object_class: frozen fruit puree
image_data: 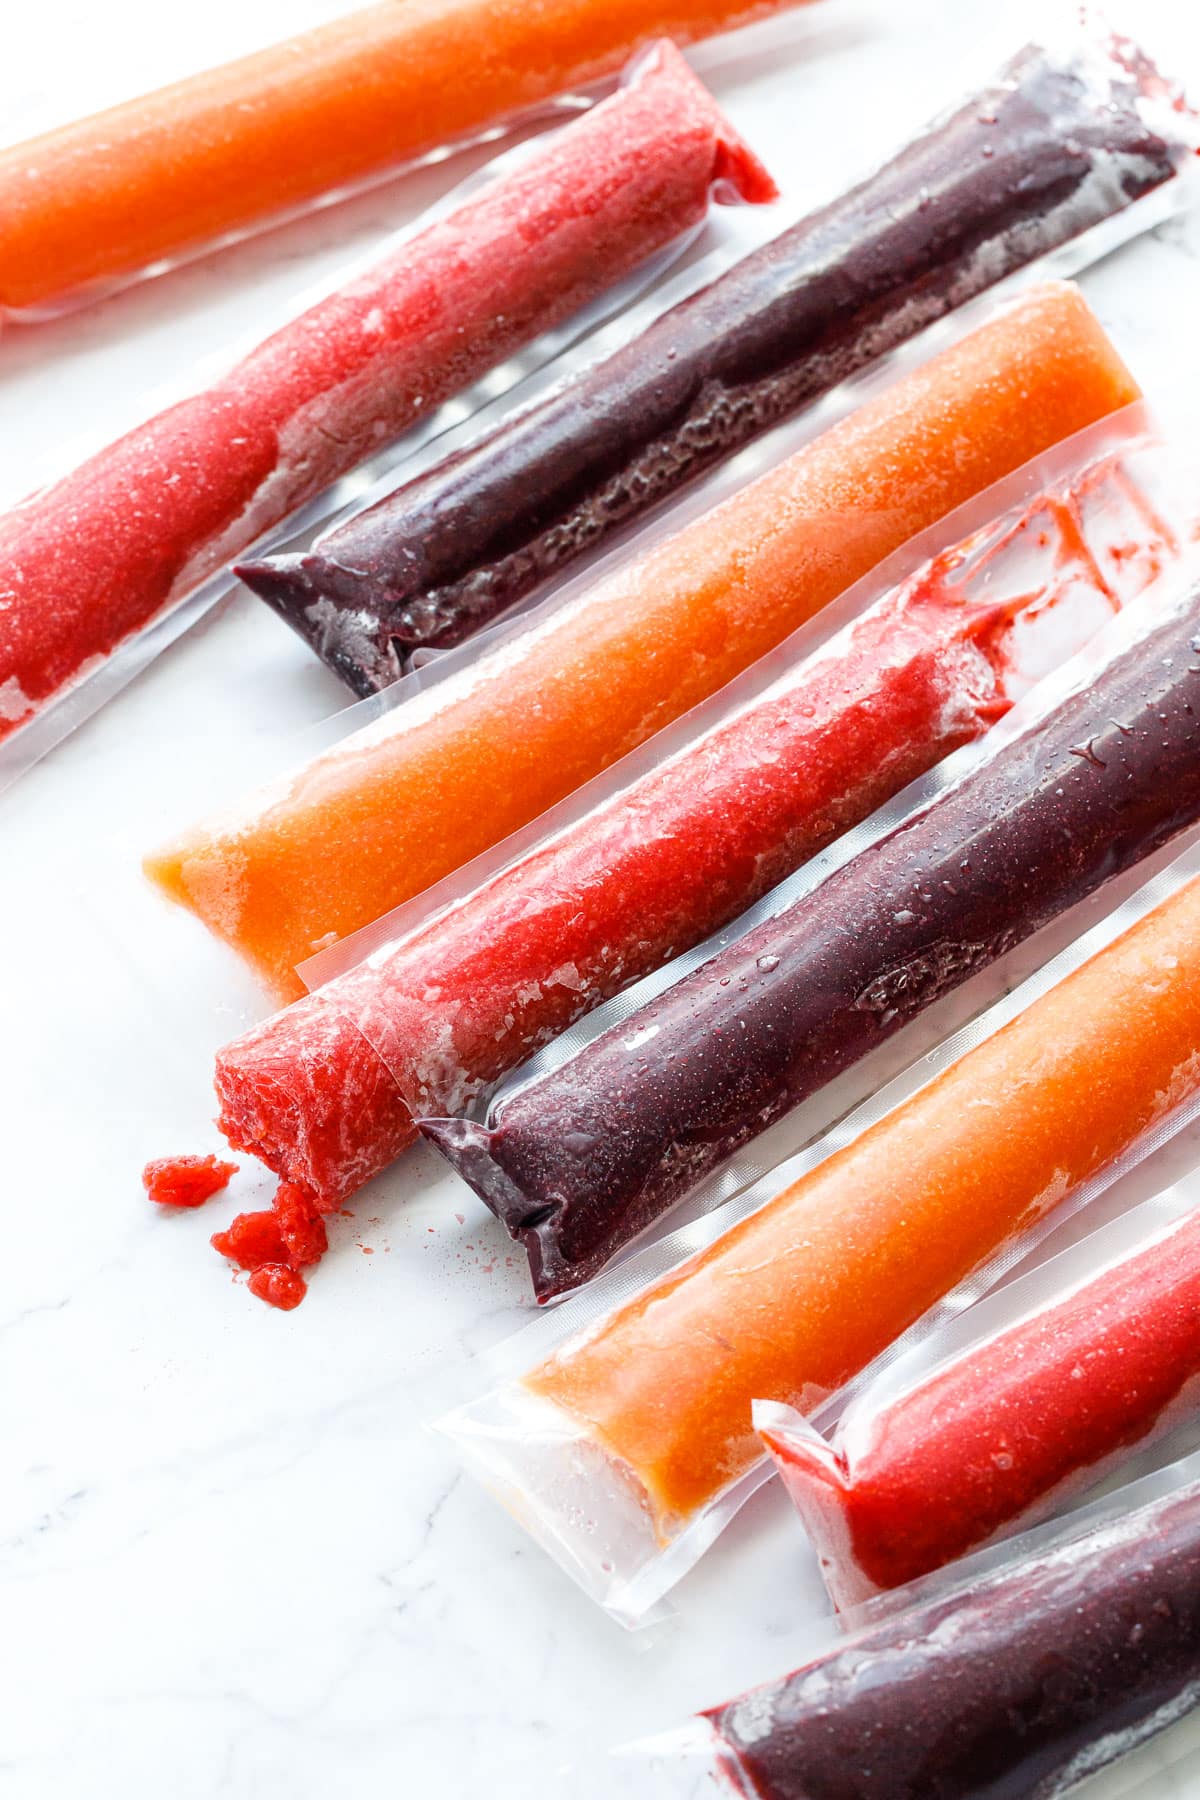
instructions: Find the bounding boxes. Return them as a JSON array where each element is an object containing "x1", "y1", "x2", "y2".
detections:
[
  {"x1": 142, "y1": 1153, "x2": 236, "y2": 1209},
  {"x1": 762, "y1": 1203, "x2": 1200, "y2": 1608},
  {"x1": 523, "y1": 873, "x2": 1200, "y2": 1532},
  {"x1": 247, "y1": 1266, "x2": 307, "y2": 1312},
  {"x1": 0, "y1": 0, "x2": 796, "y2": 315},
  {"x1": 703, "y1": 1475, "x2": 1200, "y2": 1800},
  {"x1": 146, "y1": 284, "x2": 1140, "y2": 999},
  {"x1": 239, "y1": 29, "x2": 1195, "y2": 690},
  {"x1": 0, "y1": 45, "x2": 767, "y2": 748},
  {"x1": 211, "y1": 1180, "x2": 329, "y2": 1306}
]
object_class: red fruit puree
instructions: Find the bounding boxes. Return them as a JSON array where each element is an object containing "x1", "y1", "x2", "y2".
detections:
[
  {"x1": 211, "y1": 1180, "x2": 328, "y2": 1309},
  {"x1": 142, "y1": 1153, "x2": 236, "y2": 1208}
]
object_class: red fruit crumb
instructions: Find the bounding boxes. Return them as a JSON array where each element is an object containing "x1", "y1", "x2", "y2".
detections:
[
  {"x1": 144, "y1": 1153, "x2": 237, "y2": 1208},
  {"x1": 275, "y1": 1181, "x2": 329, "y2": 1267},
  {"x1": 211, "y1": 1209, "x2": 288, "y2": 1270},
  {"x1": 248, "y1": 1264, "x2": 307, "y2": 1310}
]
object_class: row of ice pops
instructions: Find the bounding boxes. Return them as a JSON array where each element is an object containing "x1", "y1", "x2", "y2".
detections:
[
  {"x1": 238, "y1": 28, "x2": 1192, "y2": 690},
  {"x1": 194, "y1": 290, "x2": 1171, "y2": 1297},
  {"x1": 680, "y1": 1453, "x2": 1200, "y2": 1799},
  {"x1": 2, "y1": 28, "x2": 1193, "y2": 769},
  {"x1": 0, "y1": 0, "x2": 802, "y2": 318},
  {"x1": 435, "y1": 541, "x2": 1200, "y2": 1299},
  {"x1": 656, "y1": 1180, "x2": 1200, "y2": 1792},
  {"x1": 148, "y1": 283, "x2": 1143, "y2": 999},
  {"x1": 443, "y1": 851, "x2": 1200, "y2": 1620},
  {"x1": 0, "y1": 46, "x2": 769, "y2": 757}
]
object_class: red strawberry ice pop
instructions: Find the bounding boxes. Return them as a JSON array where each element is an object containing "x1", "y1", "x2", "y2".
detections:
[
  {"x1": 761, "y1": 1201, "x2": 1200, "y2": 1609},
  {"x1": 0, "y1": 42, "x2": 771, "y2": 745}
]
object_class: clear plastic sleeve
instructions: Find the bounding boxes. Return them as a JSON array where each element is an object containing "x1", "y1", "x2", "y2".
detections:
[
  {"x1": 234, "y1": 18, "x2": 1200, "y2": 692},
  {"x1": 0, "y1": 42, "x2": 772, "y2": 790},
  {"x1": 436, "y1": 838, "x2": 1200, "y2": 1625},
  {"x1": 210, "y1": 409, "x2": 1174, "y2": 1230},
  {"x1": 634, "y1": 1445, "x2": 1200, "y2": 1800},
  {"x1": 757, "y1": 1171, "x2": 1200, "y2": 1610}
]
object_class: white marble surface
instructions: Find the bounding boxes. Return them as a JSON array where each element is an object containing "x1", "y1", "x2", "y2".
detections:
[{"x1": 8, "y1": 1, "x2": 1200, "y2": 1795}]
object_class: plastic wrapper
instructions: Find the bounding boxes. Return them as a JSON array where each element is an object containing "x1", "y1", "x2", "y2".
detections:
[
  {"x1": 144, "y1": 282, "x2": 1142, "y2": 1000},
  {"x1": 209, "y1": 407, "x2": 1176, "y2": 1236},
  {"x1": 758, "y1": 1175, "x2": 1200, "y2": 1609},
  {"x1": 438, "y1": 846, "x2": 1200, "y2": 1624},
  {"x1": 648, "y1": 1450, "x2": 1200, "y2": 1800},
  {"x1": 427, "y1": 543, "x2": 1200, "y2": 1300},
  {"x1": 0, "y1": 43, "x2": 771, "y2": 787},
  {"x1": 237, "y1": 23, "x2": 1200, "y2": 691},
  {"x1": 0, "y1": 0, "x2": 804, "y2": 322}
]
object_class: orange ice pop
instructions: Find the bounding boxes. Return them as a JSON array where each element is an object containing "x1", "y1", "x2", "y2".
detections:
[
  {"x1": 1, "y1": 0, "x2": 802, "y2": 316},
  {"x1": 525, "y1": 874, "x2": 1200, "y2": 1533},
  {"x1": 146, "y1": 284, "x2": 1139, "y2": 1000}
]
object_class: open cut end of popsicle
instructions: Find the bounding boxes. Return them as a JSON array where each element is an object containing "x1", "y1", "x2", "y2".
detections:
[{"x1": 212, "y1": 995, "x2": 419, "y2": 1208}]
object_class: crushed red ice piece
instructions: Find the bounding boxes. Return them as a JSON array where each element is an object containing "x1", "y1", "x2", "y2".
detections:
[
  {"x1": 248, "y1": 1264, "x2": 307, "y2": 1310},
  {"x1": 211, "y1": 1208, "x2": 288, "y2": 1270},
  {"x1": 275, "y1": 1182, "x2": 329, "y2": 1268},
  {"x1": 144, "y1": 1153, "x2": 237, "y2": 1208}
]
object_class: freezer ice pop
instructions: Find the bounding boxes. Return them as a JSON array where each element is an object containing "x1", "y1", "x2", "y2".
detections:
[
  {"x1": 146, "y1": 284, "x2": 1140, "y2": 1000},
  {"x1": 0, "y1": 45, "x2": 767, "y2": 749},
  {"x1": 701, "y1": 1473, "x2": 1200, "y2": 1800},
  {"x1": 761, "y1": 1202, "x2": 1200, "y2": 1608},
  {"x1": 0, "y1": 0, "x2": 798, "y2": 317},
  {"x1": 214, "y1": 435, "x2": 1168, "y2": 1221},
  {"x1": 238, "y1": 29, "x2": 1195, "y2": 690},
  {"x1": 433, "y1": 571, "x2": 1200, "y2": 1299},
  {"x1": 519, "y1": 872, "x2": 1200, "y2": 1535}
]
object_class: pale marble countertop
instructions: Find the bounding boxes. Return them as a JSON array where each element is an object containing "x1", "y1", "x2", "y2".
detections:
[{"x1": 7, "y1": 1, "x2": 1200, "y2": 1795}]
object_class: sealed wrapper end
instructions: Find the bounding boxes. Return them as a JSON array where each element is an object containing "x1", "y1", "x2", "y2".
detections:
[
  {"x1": 428, "y1": 562, "x2": 1200, "y2": 1300},
  {"x1": 0, "y1": 0, "x2": 795, "y2": 319},
  {"x1": 441, "y1": 870, "x2": 1200, "y2": 1621},
  {"x1": 239, "y1": 24, "x2": 1200, "y2": 689},
  {"x1": 758, "y1": 1184, "x2": 1200, "y2": 1610},
  {"x1": 146, "y1": 284, "x2": 1140, "y2": 1001},
  {"x1": 693, "y1": 1466, "x2": 1200, "y2": 1800},
  {"x1": 214, "y1": 410, "x2": 1171, "y2": 1220},
  {"x1": 0, "y1": 46, "x2": 769, "y2": 771}
]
